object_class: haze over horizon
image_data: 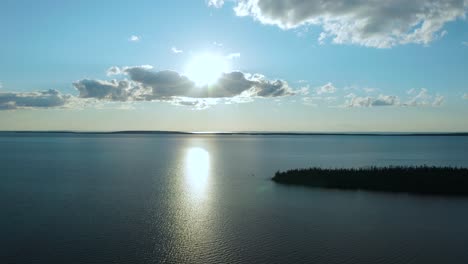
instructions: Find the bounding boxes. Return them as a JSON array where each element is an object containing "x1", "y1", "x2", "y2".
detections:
[{"x1": 1, "y1": 0, "x2": 468, "y2": 132}]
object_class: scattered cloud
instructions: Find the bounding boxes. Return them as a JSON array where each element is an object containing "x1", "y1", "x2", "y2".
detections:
[
  {"x1": 207, "y1": 0, "x2": 224, "y2": 8},
  {"x1": 219, "y1": 0, "x2": 467, "y2": 48},
  {"x1": 0, "y1": 89, "x2": 71, "y2": 110},
  {"x1": 226, "y1": 52, "x2": 241, "y2": 59},
  {"x1": 405, "y1": 88, "x2": 432, "y2": 106},
  {"x1": 345, "y1": 94, "x2": 400, "y2": 107},
  {"x1": 343, "y1": 86, "x2": 377, "y2": 94},
  {"x1": 106, "y1": 66, "x2": 122, "y2": 76},
  {"x1": 128, "y1": 35, "x2": 141, "y2": 42},
  {"x1": 344, "y1": 88, "x2": 444, "y2": 108},
  {"x1": 316, "y1": 82, "x2": 336, "y2": 94},
  {"x1": 432, "y1": 95, "x2": 445, "y2": 106},
  {"x1": 2, "y1": 67, "x2": 449, "y2": 111},
  {"x1": 171, "y1": 47, "x2": 183, "y2": 54},
  {"x1": 213, "y1": 41, "x2": 223, "y2": 47}
]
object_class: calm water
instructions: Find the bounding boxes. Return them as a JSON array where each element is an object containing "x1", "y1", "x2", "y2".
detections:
[{"x1": 2, "y1": 133, "x2": 468, "y2": 264}]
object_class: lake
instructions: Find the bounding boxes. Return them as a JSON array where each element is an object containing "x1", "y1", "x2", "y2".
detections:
[{"x1": 2, "y1": 133, "x2": 468, "y2": 263}]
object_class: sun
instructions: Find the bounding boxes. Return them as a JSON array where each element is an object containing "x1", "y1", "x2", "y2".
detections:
[{"x1": 184, "y1": 53, "x2": 230, "y2": 86}]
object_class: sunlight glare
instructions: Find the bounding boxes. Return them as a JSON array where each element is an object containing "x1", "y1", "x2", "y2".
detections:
[
  {"x1": 185, "y1": 147, "x2": 210, "y2": 198},
  {"x1": 184, "y1": 53, "x2": 230, "y2": 86}
]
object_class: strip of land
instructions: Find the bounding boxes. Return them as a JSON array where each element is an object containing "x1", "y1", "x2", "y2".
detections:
[
  {"x1": 0, "y1": 131, "x2": 467, "y2": 136},
  {"x1": 272, "y1": 166, "x2": 468, "y2": 196}
]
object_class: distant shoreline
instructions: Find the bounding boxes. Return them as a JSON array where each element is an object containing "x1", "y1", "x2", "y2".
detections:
[
  {"x1": 272, "y1": 166, "x2": 468, "y2": 196},
  {"x1": 1, "y1": 131, "x2": 468, "y2": 136}
]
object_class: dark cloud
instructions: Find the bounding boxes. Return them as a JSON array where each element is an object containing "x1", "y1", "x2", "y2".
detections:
[
  {"x1": 73, "y1": 79, "x2": 133, "y2": 101},
  {"x1": 124, "y1": 68, "x2": 195, "y2": 99},
  {"x1": 79, "y1": 66, "x2": 294, "y2": 102},
  {"x1": 0, "y1": 89, "x2": 71, "y2": 110},
  {"x1": 222, "y1": 0, "x2": 467, "y2": 48}
]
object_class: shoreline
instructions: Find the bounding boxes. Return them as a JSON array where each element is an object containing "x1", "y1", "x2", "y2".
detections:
[{"x1": 272, "y1": 166, "x2": 468, "y2": 196}]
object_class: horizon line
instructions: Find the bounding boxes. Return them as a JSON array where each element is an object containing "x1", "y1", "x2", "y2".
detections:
[{"x1": 1, "y1": 130, "x2": 468, "y2": 136}]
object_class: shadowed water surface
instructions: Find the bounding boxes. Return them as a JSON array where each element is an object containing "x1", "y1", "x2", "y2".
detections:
[{"x1": 1, "y1": 133, "x2": 468, "y2": 263}]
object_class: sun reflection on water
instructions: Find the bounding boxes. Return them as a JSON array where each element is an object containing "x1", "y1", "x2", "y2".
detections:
[{"x1": 185, "y1": 147, "x2": 210, "y2": 200}]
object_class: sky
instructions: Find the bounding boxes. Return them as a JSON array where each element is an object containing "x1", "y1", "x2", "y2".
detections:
[{"x1": 0, "y1": 0, "x2": 468, "y2": 132}]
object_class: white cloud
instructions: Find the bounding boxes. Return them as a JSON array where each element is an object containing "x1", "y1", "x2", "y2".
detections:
[
  {"x1": 224, "y1": 0, "x2": 467, "y2": 48},
  {"x1": 171, "y1": 47, "x2": 183, "y2": 54},
  {"x1": 106, "y1": 66, "x2": 122, "y2": 76},
  {"x1": 463, "y1": 93, "x2": 468, "y2": 99},
  {"x1": 0, "y1": 82, "x2": 2, "y2": 89},
  {"x1": 405, "y1": 88, "x2": 431, "y2": 106},
  {"x1": 432, "y1": 95, "x2": 445, "y2": 106},
  {"x1": 316, "y1": 82, "x2": 336, "y2": 94},
  {"x1": 128, "y1": 35, "x2": 141, "y2": 42},
  {"x1": 463, "y1": 41, "x2": 468, "y2": 46},
  {"x1": 213, "y1": 41, "x2": 223, "y2": 47},
  {"x1": 345, "y1": 94, "x2": 400, "y2": 107},
  {"x1": 207, "y1": 0, "x2": 224, "y2": 8},
  {"x1": 344, "y1": 88, "x2": 444, "y2": 107},
  {"x1": 226, "y1": 52, "x2": 241, "y2": 59}
]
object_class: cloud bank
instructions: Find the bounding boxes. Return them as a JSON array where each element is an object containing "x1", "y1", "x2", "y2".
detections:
[
  {"x1": 76, "y1": 66, "x2": 295, "y2": 102},
  {"x1": 0, "y1": 89, "x2": 71, "y2": 110},
  {"x1": 213, "y1": 0, "x2": 467, "y2": 48},
  {"x1": 0, "y1": 69, "x2": 448, "y2": 111}
]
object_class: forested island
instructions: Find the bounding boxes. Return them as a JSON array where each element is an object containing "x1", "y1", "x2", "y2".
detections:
[{"x1": 272, "y1": 166, "x2": 468, "y2": 196}]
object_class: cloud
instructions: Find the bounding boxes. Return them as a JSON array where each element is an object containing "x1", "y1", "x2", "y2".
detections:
[
  {"x1": 316, "y1": 82, "x2": 336, "y2": 94},
  {"x1": 405, "y1": 88, "x2": 445, "y2": 107},
  {"x1": 207, "y1": 0, "x2": 224, "y2": 8},
  {"x1": 432, "y1": 95, "x2": 445, "y2": 106},
  {"x1": 224, "y1": 0, "x2": 467, "y2": 48},
  {"x1": 107, "y1": 65, "x2": 152, "y2": 76},
  {"x1": 128, "y1": 35, "x2": 141, "y2": 42},
  {"x1": 213, "y1": 41, "x2": 224, "y2": 47},
  {"x1": 344, "y1": 88, "x2": 444, "y2": 107},
  {"x1": 226, "y1": 53, "x2": 241, "y2": 59},
  {"x1": 463, "y1": 93, "x2": 468, "y2": 99},
  {"x1": 463, "y1": 41, "x2": 468, "y2": 46},
  {"x1": 345, "y1": 94, "x2": 400, "y2": 107},
  {"x1": 106, "y1": 66, "x2": 122, "y2": 76},
  {"x1": 171, "y1": 47, "x2": 183, "y2": 54},
  {"x1": 72, "y1": 66, "x2": 295, "y2": 108},
  {"x1": 73, "y1": 79, "x2": 135, "y2": 101},
  {"x1": 0, "y1": 89, "x2": 71, "y2": 110},
  {"x1": 0, "y1": 82, "x2": 2, "y2": 89}
]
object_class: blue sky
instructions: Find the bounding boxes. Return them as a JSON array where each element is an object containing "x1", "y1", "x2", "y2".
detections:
[{"x1": 0, "y1": 0, "x2": 467, "y2": 132}]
